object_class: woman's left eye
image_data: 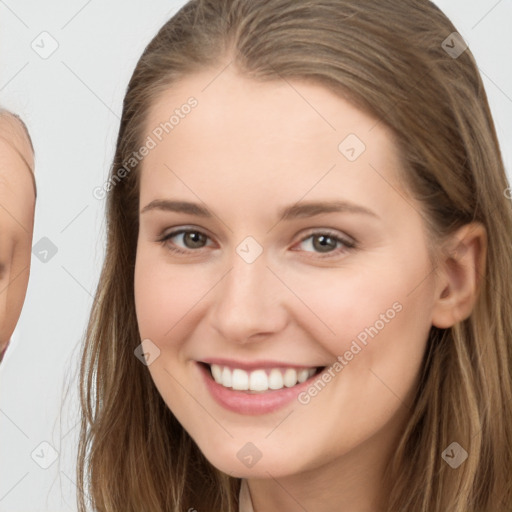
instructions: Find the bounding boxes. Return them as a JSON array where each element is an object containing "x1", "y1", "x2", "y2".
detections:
[
  {"x1": 157, "y1": 228, "x2": 357, "y2": 258},
  {"x1": 294, "y1": 231, "x2": 356, "y2": 258}
]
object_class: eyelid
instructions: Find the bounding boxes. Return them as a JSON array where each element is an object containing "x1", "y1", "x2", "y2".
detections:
[
  {"x1": 297, "y1": 227, "x2": 355, "y2": 245},
  {"x1": 158, "y1": 225, "x2": 215, "y2": 242}
]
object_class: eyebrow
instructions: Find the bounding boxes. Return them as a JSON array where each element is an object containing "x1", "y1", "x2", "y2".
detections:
[{"x1": 140, "y1": 199, "x2": 379, "y2": 221}]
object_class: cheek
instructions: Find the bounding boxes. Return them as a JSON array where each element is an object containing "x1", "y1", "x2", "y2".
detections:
[
  {"x1": 286, "y1": 252, "x2": 433, "y2": 390},
  {"x1": 281, "y1": 263, "x2": 413, "y2": 349},
  {"x1": 134, "y1": 250, "x2": 202, "y2": 414},
  {"x1": 134, "y1": 248, "x2": 212, "y2": 344}
]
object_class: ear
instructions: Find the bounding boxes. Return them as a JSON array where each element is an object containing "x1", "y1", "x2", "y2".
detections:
[{"x1": 431, "y1": 222, "x2": 487, "y2": 329}]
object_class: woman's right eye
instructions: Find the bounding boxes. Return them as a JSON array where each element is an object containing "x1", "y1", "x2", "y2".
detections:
[{"x1": 158, "y1": 229, "x2": 212, "y2": 254}]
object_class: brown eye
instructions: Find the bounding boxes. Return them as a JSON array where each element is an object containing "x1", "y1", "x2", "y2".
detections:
[
  {"x1": 295, "y1": 230, "x2": 356, "y2": 258},
  {"x1": 159, "y1": 229, "x2": 211, "y2": 254},
  {"x1": 181, "y1": 231, "x2": 207, "y2": 249},
  {"x1": 312, "y1": 234, "x2": 338, "y2": 253}
]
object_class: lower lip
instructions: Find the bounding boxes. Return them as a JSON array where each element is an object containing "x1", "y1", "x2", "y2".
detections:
[{"x1": 197, "y1": 362, "x2": 323, "y2": 415}]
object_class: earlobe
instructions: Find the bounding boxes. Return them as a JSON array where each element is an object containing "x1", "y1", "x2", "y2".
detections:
[{"x1": 431, "y1": 222, "x2": 487, "y2": 329}]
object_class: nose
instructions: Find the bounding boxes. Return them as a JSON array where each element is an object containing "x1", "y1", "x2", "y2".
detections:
[{"x1": 209, "y1": 244, "x2": 289, "y2": 344}]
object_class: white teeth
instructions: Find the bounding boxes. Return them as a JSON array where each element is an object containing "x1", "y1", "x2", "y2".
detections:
[
  {"x1": 249, "y1": 370, "x2": 268, "y2": 391},
  {"x1": 211, "y1": 364, "x2": 223, "y2": 383},
  {"x1": 297, "y1": 369, "x2": 310, "y2": 383},
  {"x1": 209, "y1": 364, "x2": 317, "y2": 392},
  {"x1": 232, "y1": 369, "x2": 249, "y2": 390},
  {"x1": 268, "y1": 369, "x2": 284, "y2": 389},
  {"x1": 221, "y1": 366, "x2": 232, "y2": 388},
  {"x1": 283, "y1": 368, "x2": 298, "y2": 387}
]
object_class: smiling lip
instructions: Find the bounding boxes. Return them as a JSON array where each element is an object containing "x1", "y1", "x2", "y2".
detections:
[{"x1": 197, "y1": 361, "x2": 325, "y2": 415}]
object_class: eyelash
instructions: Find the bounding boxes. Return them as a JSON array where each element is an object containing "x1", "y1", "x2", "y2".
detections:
[{"x1": 157, "y1": 227, "x2": 357, "y2": 259}]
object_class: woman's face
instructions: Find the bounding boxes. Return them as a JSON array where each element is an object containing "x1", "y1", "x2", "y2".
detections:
[{"x1": 134, "y1": 67, "x2": 439, "y2": 479}]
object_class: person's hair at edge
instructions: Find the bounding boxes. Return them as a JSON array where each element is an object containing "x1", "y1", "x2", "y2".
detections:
[{"x1": 77, "y1": 0, "x2": 512, "y2": 511}]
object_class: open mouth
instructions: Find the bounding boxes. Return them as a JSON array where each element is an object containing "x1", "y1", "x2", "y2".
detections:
[{"x1": 200, "y1": 362, "x2": 326, "y2": 393}]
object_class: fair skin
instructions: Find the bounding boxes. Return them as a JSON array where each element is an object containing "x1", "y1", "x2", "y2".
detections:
[
  {"x1": 134, "y1": 66, "x2": 486, "y2": 511},
  {"x1": 0, "y1": 111, "x2": 35, "y2": 361}
]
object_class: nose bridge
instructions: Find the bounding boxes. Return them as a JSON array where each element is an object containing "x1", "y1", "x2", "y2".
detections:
[{"x1": 211, "y1": 239, "x2": 286, "y2": 341}]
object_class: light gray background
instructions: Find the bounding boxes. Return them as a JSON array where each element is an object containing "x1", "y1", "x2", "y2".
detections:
[{"x1": 0, "y1": 1, "x2": 511, "y2": 510}]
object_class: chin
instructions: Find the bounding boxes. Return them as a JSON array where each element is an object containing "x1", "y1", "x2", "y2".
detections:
[{"x1": 197, "y1": 440, "x2": 302, "y2": 479}]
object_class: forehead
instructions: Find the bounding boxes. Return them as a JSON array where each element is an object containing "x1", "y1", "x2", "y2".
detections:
[
  {"x1": 139, "y1": 67, "x2": 408, "y2": 212},
  {"x1": 145, "y1": 67, "x2": 390, "y2": 149}
]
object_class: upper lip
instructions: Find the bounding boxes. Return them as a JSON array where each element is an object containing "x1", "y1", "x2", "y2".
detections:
[{"x1": 199, "y1": 358, "x2": 325, "y2": 371}]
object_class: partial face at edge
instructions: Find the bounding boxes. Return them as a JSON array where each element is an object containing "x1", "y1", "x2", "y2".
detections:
[
  {"x1": 133, "y1": 67, "x2": 439, "y2": 479},
  {"x1": 0, "y1": 112, "x2": 35, "y2": 360}
]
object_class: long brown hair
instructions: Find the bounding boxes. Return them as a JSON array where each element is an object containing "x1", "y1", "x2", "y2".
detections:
[{"x1": 78, "y1": 1, "x2": 512, "y2": 510}]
